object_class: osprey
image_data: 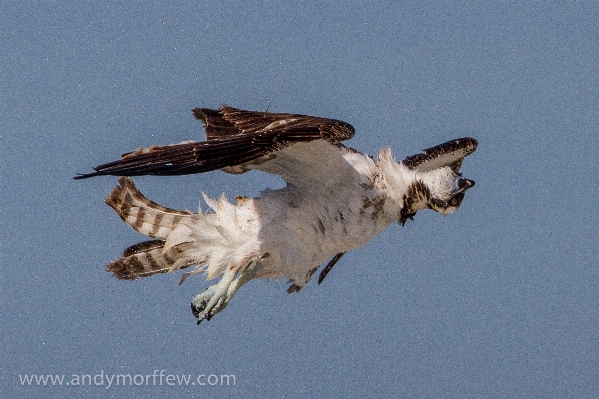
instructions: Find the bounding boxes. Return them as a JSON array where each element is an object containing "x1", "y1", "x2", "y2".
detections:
[{"x1": 75, "y1": 106, "x2": 477, "y2": 324}]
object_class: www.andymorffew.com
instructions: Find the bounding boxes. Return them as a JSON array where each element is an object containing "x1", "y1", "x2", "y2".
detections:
[{"x1": 18, "y1": 370, "x2": 237, "y2": 389}]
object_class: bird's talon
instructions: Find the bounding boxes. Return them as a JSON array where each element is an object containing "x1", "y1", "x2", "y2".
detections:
[{"x1": 191, "y1": 302, "x2": 206, "y2": 319}]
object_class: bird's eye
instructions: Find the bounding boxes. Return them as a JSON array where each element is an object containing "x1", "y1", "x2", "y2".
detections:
[{"x1": 449, "y1": 193, "x2": 464, "y2": 207}]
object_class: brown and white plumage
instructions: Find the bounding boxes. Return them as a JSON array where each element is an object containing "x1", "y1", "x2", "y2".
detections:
[
  {"x1": 75, "y1": 105, "x2": 477, "y2": 324},
  {"x1": 104, "y1": 176, "x2": 195, "y2": 280},
  {"x1": 74, "y1": 106, "x2": 355, "y2": 179}
]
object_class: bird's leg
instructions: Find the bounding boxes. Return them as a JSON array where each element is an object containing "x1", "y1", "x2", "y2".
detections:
[{"x1": 191, "y1": 258, "x2": 258, "y2": 324}]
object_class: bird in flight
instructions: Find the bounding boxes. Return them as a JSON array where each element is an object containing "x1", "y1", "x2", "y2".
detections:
[{"x1": 75, "y1": 105, "x2": 477, "y2": 324}]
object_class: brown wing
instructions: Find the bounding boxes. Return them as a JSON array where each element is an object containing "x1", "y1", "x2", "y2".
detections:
[
  {"x1": 401, "y1": 137, "x2": 477, "y2": 173},
  {"x1": 74, "y1": 105, "x2": 355, "y2": 179}
]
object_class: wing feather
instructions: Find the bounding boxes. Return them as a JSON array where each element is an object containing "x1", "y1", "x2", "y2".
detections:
[
  {"x1": 74, "y1": 105, "x2": 354, "y2": 179},
  {"x1": 401, "y1": 137, "x2": 477, "y2": 173}
]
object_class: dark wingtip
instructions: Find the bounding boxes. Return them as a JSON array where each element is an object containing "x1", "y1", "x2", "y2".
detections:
[
  {"x1": 192, "y1": 107, "x2": 209, "y2": 122},
  {"x1": 73, "y1": 172, "x2": 99, "y2": 180},
  {"x1": 317, "y1": 252, "x2": 345, "y2": 285},
  {"x1": 191, "y1": 108, "x2": 203, "y2": 120}
]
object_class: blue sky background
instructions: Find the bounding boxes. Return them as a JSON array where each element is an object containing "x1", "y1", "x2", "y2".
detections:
[{"x1": 2, "y1": 2, "x2": 598, "y2": 398}]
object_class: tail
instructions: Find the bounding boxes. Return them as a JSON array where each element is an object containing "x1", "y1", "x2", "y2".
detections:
[
  {"x1": 104, "y1": 177, "x2": 259, "y2": 283},
  {"x1": 105, "y1": 177, "x2": 199, "y2": 281},
  {"x1": 106, "y1": 176, "x2": 193, "y2": 239},
  {"x1": 107, "y1": 240, "x2": 171, "y2": 280},
  {"x1": 106, "y1": 238, "x2": 203, "y2": 281}
]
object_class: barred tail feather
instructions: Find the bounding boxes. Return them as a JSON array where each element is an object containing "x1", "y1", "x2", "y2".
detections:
[
  {"x1": 106, "y1": 176, "x2": 193, "y2": 239},
  {"x1": 107, "y1": 240, "x2": 171, "y2": 280},
  {"x1": 106, "y1": 239, "x2": 200, "y2": 280}
]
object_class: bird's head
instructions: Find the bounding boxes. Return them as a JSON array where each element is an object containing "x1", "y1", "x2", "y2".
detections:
[
  {"x1": 418, "y1": 167, "x2": 475, "y2": 216},
  {"x1": 397, "y1": 137, "x2": 477, "y2": 223}
]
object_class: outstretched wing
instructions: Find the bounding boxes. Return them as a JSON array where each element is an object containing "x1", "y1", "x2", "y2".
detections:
[{"x1": 74, "y1": 105, "x2": 355, "y2": 179}]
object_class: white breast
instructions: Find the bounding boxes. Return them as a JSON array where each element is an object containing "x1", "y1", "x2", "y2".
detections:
[{"x1": 253, "y1": 148, "x2": 393, "y2": 285}]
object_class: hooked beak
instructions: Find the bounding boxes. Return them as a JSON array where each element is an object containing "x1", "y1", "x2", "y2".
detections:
[{"x1": 457, "y1": 178, "x2": 475, "y2": 192}]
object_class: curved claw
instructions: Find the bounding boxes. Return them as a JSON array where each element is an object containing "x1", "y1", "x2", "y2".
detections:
[
  {"x1": 191, "y1": 302, "x2": 205, "y2": 319},
  {"x1": 190, "y1": 257, "x2": 259, "y2": 325}
]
